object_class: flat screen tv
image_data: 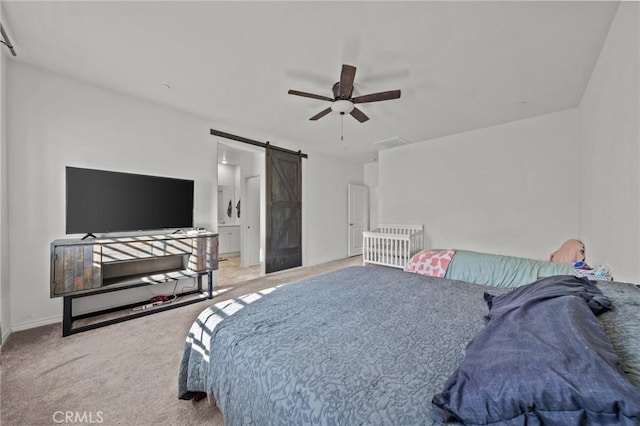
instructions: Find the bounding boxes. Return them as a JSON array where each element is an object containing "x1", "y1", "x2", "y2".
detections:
[{"x1": 66, "y1": 167, "x2": 194, "y2": 235}]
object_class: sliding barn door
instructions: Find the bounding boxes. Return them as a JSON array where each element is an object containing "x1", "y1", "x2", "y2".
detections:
[{"x1": 265, "y1": 148, "x2": 302, "y2": 273}]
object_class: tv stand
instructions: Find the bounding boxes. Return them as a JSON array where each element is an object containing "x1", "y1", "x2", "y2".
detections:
[
  {"x1": 81, "y1": 233, "x2": 97, "y2": 240},
  {"x1": 50, "y1": 232, "x2": 218, "y2": 336}
]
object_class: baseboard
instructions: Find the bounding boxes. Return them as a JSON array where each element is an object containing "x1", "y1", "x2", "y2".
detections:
[
  {"x1": 11, "y1": 314, "x2": 61, "y2": 333},
  {"x1": 219, "y1": 251, "x2": 240, "y2": 259},
  {"x1": 1, "y1": 325, "x2": 11, "y2": 345}
]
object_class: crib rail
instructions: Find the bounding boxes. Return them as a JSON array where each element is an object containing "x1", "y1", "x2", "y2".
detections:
[
  {"x1": 376, "y1": 224, "x2": 424, "y2": 236},
  {"x1": 363, "y1": 224, "x2": 424, "y2": 269}
]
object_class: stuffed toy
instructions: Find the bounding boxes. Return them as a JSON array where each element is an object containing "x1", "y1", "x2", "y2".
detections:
[{"x1": 550, "y1": 239, "x2": 586, "y2": 266}]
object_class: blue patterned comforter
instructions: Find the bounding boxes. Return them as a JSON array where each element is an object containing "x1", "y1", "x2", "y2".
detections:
[{"x1": 178, "y1": 266, "x2": 640, "y2": 425}]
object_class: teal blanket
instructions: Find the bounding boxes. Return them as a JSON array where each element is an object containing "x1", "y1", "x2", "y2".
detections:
[{"x1": 444, "y1": 249, "x2": 575, "y2": 288}]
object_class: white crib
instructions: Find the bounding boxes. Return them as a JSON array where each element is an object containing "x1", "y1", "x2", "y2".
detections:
[{"x1": 362, "y1": 224, "x2": 424, "y2": 269}]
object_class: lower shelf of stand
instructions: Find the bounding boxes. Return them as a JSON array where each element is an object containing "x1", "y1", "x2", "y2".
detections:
[
  {"x1": 62, "y1": 271, "x2": 213, "y2": 337},
  {"x1": 101, "y1": 269, "x2": 204, "y2": 288}
]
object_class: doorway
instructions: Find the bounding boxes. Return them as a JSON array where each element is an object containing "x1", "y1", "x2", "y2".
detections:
[
  {"x1": 216, "y1": 135, "x2": 307, "y2": 280},
  {"x1": 242, "y1": 175, "x2": 261, "y2": 267},
  {"x1": 216, "y1": 141, "x2": 264, "y2": 288},
  {"x1": 348, "y1": 184, "x2": 368, "y2": 257}
]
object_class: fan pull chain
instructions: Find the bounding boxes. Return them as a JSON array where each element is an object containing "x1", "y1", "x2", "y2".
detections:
[{"x1": 341, "y1": 114, "x2": 344, "y2": 141}]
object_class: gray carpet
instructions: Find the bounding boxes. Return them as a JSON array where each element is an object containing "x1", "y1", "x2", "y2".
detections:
[{"x1": 1, "y1": 256, "x2": 361, "y2": 426}]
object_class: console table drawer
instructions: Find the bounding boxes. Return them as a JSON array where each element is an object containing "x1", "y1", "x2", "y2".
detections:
[
  {"x1": 52, "y1": 245, "x2": 102, "y2": 295},
  {"x1": 190, "y1": 236, "x2": 218, "y2": 272}
]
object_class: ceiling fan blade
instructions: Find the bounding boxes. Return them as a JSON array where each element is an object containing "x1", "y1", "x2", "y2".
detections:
[
  {"x1": 352, "y1": 90, "x2": 401, "y2": 104},
  {"x1": 350, "y1": 107, "x2": 369, "y2": 123},
  {"x1": 309, "y1": 107, "x2": 332, "y2": 121},
  {"x1": 288, "y1": 90, "x2": 334, "y2": 102},
  {"x1": 339, "y1": 64, "x2": 356, "y2": 99}
]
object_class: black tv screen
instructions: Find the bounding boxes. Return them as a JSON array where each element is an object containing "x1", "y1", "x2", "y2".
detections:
[{"x1": 66, "y1": 167, "x2": 194, "y2": 234}]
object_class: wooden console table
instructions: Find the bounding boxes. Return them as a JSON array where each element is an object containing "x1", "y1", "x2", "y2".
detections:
[{"x1": 50, "y1": 232, "x2": 218, "y2": 336}]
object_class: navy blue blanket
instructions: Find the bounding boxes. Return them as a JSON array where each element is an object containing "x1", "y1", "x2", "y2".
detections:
[{"x1": 432, "y1": 275, "x2": 640, "y2": 425}]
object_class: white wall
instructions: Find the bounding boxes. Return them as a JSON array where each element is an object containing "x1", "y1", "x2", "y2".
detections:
[
  {"x1": 0, "y1": 39, "x2": 10, "y2": 342},
  {"x1": 363, "y1": 161, "x2": 379, "y2": 230},
  {"x1": 7, "y1": 62, "x2": 217, "y2": 330},
  {"x1": 379, "y1": 109, "x2": 580, "y2": 260},
  {"x1": 6, "y1": 62, "x2": 364, "y2": 332},
  {"x1": 217, "y1": 163, "x2": 236, "y2": 187},
  {"x1": 376, "y1": 2, "x2": 639, "y2": 283},
  {"x1": 303, "y1": 151, "x2": 364, "y2": 265},
  {"x1": 578, "y1": 1, "x2": 640, "y2": 283},
  {"x1": 363, "y1": 161, "x2": 378, "y2": 187}
]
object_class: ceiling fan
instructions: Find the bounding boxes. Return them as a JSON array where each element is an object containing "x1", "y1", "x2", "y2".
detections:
[{"x1": 287, "y1": 64, "x2": 401, "y2": 123}]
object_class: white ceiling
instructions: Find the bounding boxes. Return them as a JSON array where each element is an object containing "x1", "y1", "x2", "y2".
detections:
[{"x1": 2, "y1": 1, "x2": 619, "y2": 163}]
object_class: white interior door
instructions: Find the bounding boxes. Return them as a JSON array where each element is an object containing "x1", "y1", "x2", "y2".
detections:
[
  {"x1": 243, "y1": 175, "x2": 261, "y2": 266},
  {"x1": 348, "y1": 184, "x2": 368, "y2": 257}
]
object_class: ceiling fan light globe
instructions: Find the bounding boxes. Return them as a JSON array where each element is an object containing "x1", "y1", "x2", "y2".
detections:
[{"x1": 331, "y1": 100, "x2": 354, "y2": 115}]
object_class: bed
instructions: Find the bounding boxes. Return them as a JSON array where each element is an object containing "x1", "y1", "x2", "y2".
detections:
[
  {"x1": 362, "y1": 224, "x2": 424, "y2": 268},
  {"x1": 178, "y1": 260, "x2": 640, "y2": 425}
]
